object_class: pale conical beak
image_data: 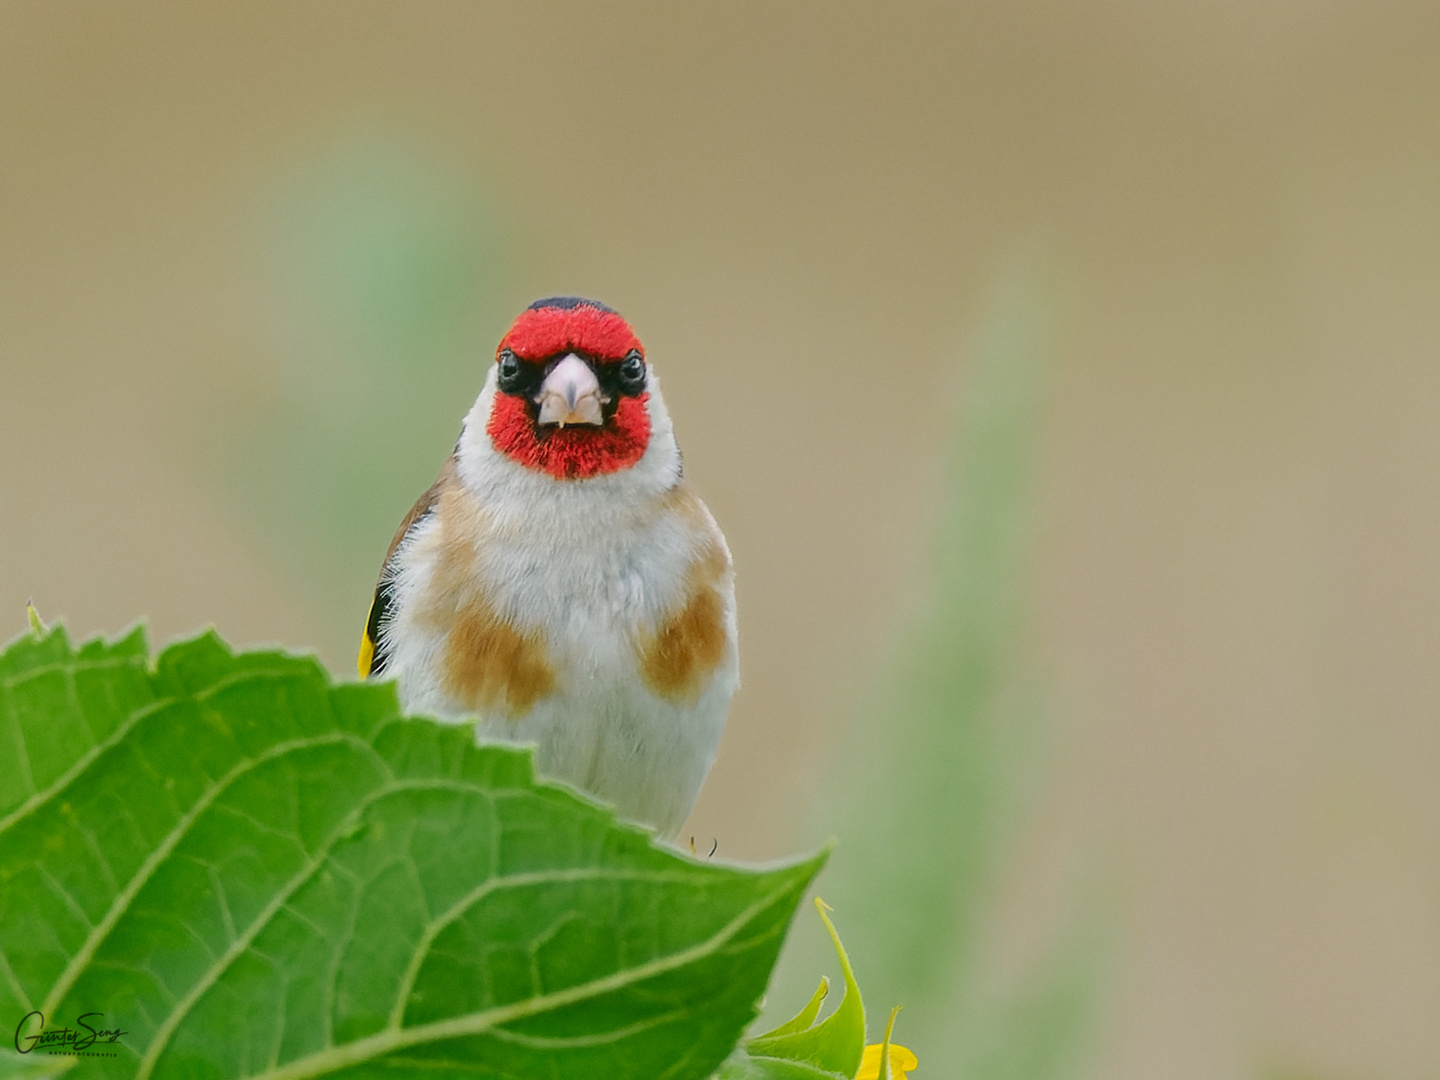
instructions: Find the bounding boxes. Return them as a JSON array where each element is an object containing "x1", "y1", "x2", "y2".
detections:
[{"x1": 535, "y1": 353, "x2": 606, "y2": 427}]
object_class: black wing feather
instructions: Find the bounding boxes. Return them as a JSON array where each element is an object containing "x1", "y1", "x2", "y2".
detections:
[{"x1": 358, "y1": 456, "x2": 456, "y2": 679}]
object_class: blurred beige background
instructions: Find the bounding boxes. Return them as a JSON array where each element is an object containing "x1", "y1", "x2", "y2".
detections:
[{"x1": 3, "y1": 3, "x2": 1440, "y2": 1078}]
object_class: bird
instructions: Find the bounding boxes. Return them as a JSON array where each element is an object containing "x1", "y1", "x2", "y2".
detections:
[{"x1": 358, "y1": 297, "x2": 737, "y2": 838}]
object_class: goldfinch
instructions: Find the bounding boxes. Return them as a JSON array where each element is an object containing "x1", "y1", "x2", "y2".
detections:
[{"x1": 359, "y1": 297, "x2": 738, "y2": 837}]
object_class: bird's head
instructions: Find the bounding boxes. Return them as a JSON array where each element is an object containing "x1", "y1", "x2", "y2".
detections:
[{"x1": 483, "y1": 297, "x2": 658, "y2": 481}]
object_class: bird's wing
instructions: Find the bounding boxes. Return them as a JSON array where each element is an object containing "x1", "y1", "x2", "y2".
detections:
[{"x1": 358, "y1": 456, "x2": 459, "y2": 678}]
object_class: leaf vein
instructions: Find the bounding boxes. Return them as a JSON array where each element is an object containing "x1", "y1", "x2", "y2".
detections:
[
  {"x1": 384, "y1": 867, "x2": 707, "y2": 1032},
  {"x1": 0, "y1": 693, "x2": 181, "y2": 836},
  {"x1": 252, "y1": 875, "x2": 799, "y2": 1080},
  {"x1": 487, "y1": 1008, "x2": 685, "y2": 1049},
  {"x1": 0, "y1": 944, "x2": 34, "y2": 1014},
  {"x1": 38, "y1": 866, "x2": 95, "y2": 932},
  {"x1": 2, "y1": 678, "x2": 37, "y2": 806},
  {"x1": 133, "y1": 777, "x2": 485, "y2": 1080},
  {"x1": 209, "y1": 864, "x2": 238, "y2": 944},
  {"x1": 0, "y1": 656, "x2": 136, "y2": 693},
  {"x1": 38, "y1": 730, "x2": 374, "y2": 1020},
  {"x1": 322, "y1": 866, "x2": 365, "y2": 1050}
]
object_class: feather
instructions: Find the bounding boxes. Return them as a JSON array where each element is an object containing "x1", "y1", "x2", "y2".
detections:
[{"x1": 358, "y1": 456, "x2": 457, "y2": 678}]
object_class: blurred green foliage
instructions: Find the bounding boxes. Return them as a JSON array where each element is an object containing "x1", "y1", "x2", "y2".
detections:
[
  {"x1": 776, "y1": 252, "x2": 1107, "y2": 1076},
  {"x1": 217, "y1": 135, "x2": 509, "y2": 647}
]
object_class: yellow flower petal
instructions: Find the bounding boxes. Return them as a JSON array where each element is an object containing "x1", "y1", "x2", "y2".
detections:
[{"x1": 856, "y1": 1041, "x2": 918, "y2": 1079}]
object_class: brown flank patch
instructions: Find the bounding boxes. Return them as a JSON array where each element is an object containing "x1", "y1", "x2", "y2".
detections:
[
  {"x1": 417, "y1": 471, "x2": 556, "y2": 718},
  {"x1": 441, "y1": 601, "x2": 556, "y2": 716},
  {"x1": 639, "y1": 534, "x2": 731, "y2": 704}
]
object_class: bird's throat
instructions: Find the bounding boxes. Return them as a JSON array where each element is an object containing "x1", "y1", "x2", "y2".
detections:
[{"x1": 487, "y1": 392, "x2": 651, "y2": 479}]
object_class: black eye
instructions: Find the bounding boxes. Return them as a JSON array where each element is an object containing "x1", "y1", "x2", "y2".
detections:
[
  {"x1": 497, "y1": 350, "x2": 524, "y2": 393},
  {"x1": 617, "y1": 351, "x2": 646, "y2": 394}
]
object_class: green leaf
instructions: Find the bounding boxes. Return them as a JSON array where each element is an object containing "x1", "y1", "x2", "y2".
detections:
[
  {"x1": 746, "y1": 901, "x2": 865, "y2": 1078},
  {"x1": 753, "y1": 978, "x2": 828, "y2": 1041},
  {"x1": 0, "y1": 1048, "x2": 74, "y2": 1079},
  {"x1": 713, "y1": 1048, "x2": 848, "y2": 1080},
  {"x1": 0, "y1": 625, "x2": 825, "y2": 1079},
  {"x1": 875, "y1": 1006, "x2": 901, "y2": 1080}
]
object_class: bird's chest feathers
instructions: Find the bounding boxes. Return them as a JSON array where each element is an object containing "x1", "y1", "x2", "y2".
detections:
[
  {"x1": 398, "y1": 478, "x2": 721, "y2": 718},
  {"x1": 477, "y1": 497, "x2": 689, "y2": 634}
]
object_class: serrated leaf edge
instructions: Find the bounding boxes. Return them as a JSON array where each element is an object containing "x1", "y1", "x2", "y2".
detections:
[{"x1": 0, "y1": 651, "x2": 348, "y2": 837}]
